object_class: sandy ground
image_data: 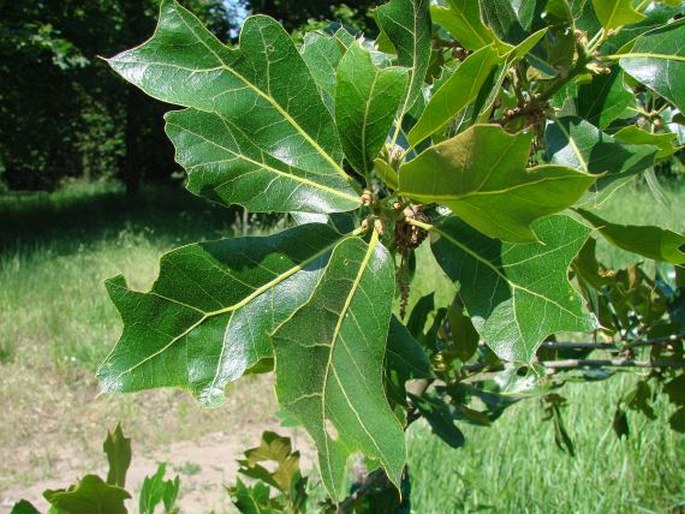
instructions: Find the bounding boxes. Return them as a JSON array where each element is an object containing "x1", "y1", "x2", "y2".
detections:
[
  {"x1": 1, "y1": 374, "x2": 315, "y2": 514},
  {"x1": 2, "y1": 425, "x2": 314, "y2": 514}
]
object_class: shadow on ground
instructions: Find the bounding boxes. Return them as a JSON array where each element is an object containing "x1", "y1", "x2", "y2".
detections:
[{"x1": 0, "y1": 183, "x2": 253, "y2": 258}]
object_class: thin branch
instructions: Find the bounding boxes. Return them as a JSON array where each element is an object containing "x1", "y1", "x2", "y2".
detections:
[
  {"x1": 540, "y1": 358, "x2": 685, "y2": 369},
  {"x1": 540, "y1": 334, "x2": 683, "y2": 350}
]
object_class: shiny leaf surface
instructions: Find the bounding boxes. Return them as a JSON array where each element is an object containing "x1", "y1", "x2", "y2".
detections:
[
  {"x1": 98, "y1": 224, "x2": 344, "y2": 407},
  {"x1": 591, "y1": 0, "x2": 646, "y2": 29},
  {"x1": 576, "y1": 69, "x2": 634, "y2": 129},
  {"x1": 400, "y1": 124, "x2": 595, "y2": 242},
  {"x1": 108, "y1": 0, "x2": 360, "y2": 213},
  {"x1": 430, "y1": 0, "x2": 509, "y2": 52},
  {"x1": 545, "y1": 116, "x2": 657, "y2": 200},
  {"x1": 273, "y1": 234, "x2": 404, "y2": 501},
  {"x1": 301, "y1": 30, "x2": 348, "y2": 115},
  {"x1": 408, "y1": 45, "x2": 501, "y2": 145},
  {"x1": 619, "y1": 20, "x2": 685, "y2": 113},
  {"x1": 336, "y1": 42, "x2": 408, "y2": 175},
  {"x1": 375, "y1": 0, "x2": 432, "y2": 116},
  {"x1": 431, "y1": 215, "x2": 597, "y2": 362},
  {"x1": 479, "y1": 0, "x2": 546, "y2": 45}
]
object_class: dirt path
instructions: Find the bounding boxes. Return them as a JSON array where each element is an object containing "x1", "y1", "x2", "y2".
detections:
[
  {"x1": 1, "y1": 374, "x2": 314, "y2": 514},
  {"x1": 2, "y1": 425, "x2": 314, "y2": 514}
]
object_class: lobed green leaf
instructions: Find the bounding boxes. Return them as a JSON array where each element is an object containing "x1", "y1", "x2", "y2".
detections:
[
  {"x1": 618, "y1": 19, "x2": 685, "y2": 113},
  {"x1": 98, "y1": 224, "x2": 345, "y2": 406},
  {"x1": 103, "y1": 424, "x2": 131, "y2": 489},
  {"x1": 44, "y1": 475, "x2": 130, "y2": 514},
  {"x1": 273, "y1": 233, "x2": 404, "y2": 501},
  {"x1": 400, "y1": 124, "x2": 595, "y2": 242},
  {"x1": 431, "y1": 215, "x2": 597, "y2": 362},
  {"x1": 374, "y1": 0, "x2": 432, "y2": 118},
  {"x1": 430, "y1": 0, "x2": 510, "y2": 52},
  {"x1": 108, "y1": 0, "x2": 360, "y2": 213},
  {"x1": 335, "y1": 42, "x2": 408, "y2": 176},
  {"x1": 576, "y1": 69, "x2": 634, "y2": 130},
  {"x1": 613, "y1": 126, "x2": 681, "y2": 160},
  {"x1": 407, "y1": 45, "x2": 501, "y2": 146},
  {"x1": 576, "y1": 208, "x2": 685, "y2": 264},
  {"x1": 591, "y1": 0, "x2": 646, "y2": 30},
  {"x1": 545, "y1": 116, "x2": 657, "y2": 202}
]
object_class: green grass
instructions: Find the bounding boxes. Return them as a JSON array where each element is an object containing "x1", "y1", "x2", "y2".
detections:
[
  {"x1": 1, "y1": 179, "x2": 683, "y2": 511},
  {"x1": 407, "y1": 377, "x2": 685, "y2": 513}
]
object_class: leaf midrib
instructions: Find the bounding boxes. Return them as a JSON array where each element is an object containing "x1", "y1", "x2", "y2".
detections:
[
  {"x1": 107, "y1": 234, "x2": 347, "y2": 382},
  {"x1": 434, "y1": 223, "x2": 588, "y2": 321},
  {"x1": 555, "y1": 120, "x2": 590, "y2": 173},
  {"x1": 160, "y1": 6, "x2": 351, "y2": 182},
  {"x1": 361, "y1": 69, "x2": 383, "y2": 175},
  {"x1": 616, "y1": 52, "x2": 685, "y2": 63},
  {"x1": 450, "y1": 0, "x2": 488, "y2": 47},
  {"x1": 320, "y1": 231, "x2": 389, "y2": 482},
  {"x1": 404, "y1": 171, "x2": 589, "y2": 200}
]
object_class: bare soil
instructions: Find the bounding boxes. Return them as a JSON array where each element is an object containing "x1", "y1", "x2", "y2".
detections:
[{"x1": 0, "y1": 372, "x2": 314, "y2": 514}]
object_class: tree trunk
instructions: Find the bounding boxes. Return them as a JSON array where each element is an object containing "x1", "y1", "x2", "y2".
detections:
[
  {"x1": 124, "y1": 86, "x2": 144, "y2": 195},
  {"x1": 122, "y1": 0, "x2": 147, "y2": 196}
]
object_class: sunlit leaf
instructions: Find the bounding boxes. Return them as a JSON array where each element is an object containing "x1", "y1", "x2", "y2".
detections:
[
  {"x1": 545, "y1": 116, "x2": 657, "y2": 201},
  {"x1": 614, "y1": 126, "x2": 681, "y2": 160},
  {"x1": 336, "y1": 42, "x2": 408, "y2": 175},
  {"x1": 375, "y1": 0, "x2": 432, "y2": 117},
  {"x1": 44, "y1": 475, "x2": 130, "y2": 514},
  {"x1": 238, "y1": 432, "x2": 302, "y2": 495},
  {"x1": 98, "y1": 224, "x2": 345, "y2": 407},
  {"x1": 273, "y1": 233, "x2": 404, "y2": 501},
  {"x1": 479, "y1": 0, "x2": 547, "y2": 45},
  {"x1": 229, "y1": 478, "x2": 281, "y2": 514},
  {"x1": 400, "y1": 124, "x2": 595, "y2": 242},
  {"x1": 576, "y1": 208, "x2": 685, "y2": 264},
  {"x1": 108, "y1": 0, "x2": 360, "y2": 213},
  {"x1": 431, "y1": 215, "x2": 597, "y2": 362},
  {"x1": 592, "y1": 0, "x2": 646, "y2": 29},
  {"x1": 139, "y1": 463, "x2": 180, "y2": 514},
  {"x1": 301, "y1": 30, "x2": 348, "y2": 114},
  {"x1": 407, "y1": 45, "x2": 501, "y2": 145},
  {"x1": 430, "y1": 0, "x2": 510, "y2": 52},
  {"x1": 619, "y1": 19, "x2": 685, "y2": 113},
  {"x1": 103, "y1": 424, "x2": 131, "y2": 489}
]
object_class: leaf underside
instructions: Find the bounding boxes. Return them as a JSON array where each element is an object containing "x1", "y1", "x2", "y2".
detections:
[{"x1": 400, "y1": 124, "x2": 595, "y2": 242}]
